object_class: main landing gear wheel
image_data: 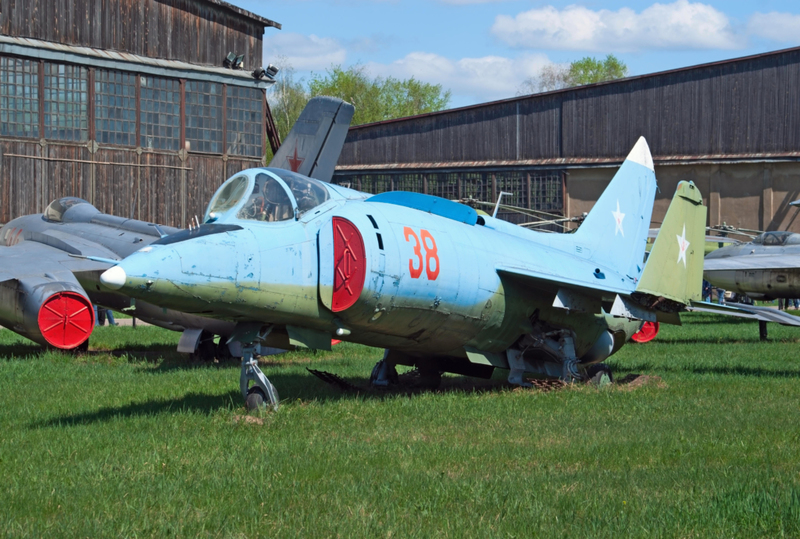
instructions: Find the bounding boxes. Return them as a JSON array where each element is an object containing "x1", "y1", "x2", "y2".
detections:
[
  {"x1": 245, "y1": 384, "x2": 279, "y2": 411},
  {"x1": 586, "y1": 364, "x2": 613, "y2": 387}
]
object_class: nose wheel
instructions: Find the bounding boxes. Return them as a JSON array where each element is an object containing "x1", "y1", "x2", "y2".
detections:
[{"x1": 240, "y1": 344, "x2": 279, "y2": 411}]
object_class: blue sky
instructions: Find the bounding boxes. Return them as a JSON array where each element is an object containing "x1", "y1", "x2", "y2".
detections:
[{"x1": 236, "y1": 0, "x2": 800, "y2": 108}]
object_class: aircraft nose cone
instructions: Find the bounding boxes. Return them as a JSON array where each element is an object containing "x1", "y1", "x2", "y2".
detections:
[{"x1": 100, "y1": 265, "x2": 127, "y2": 290}]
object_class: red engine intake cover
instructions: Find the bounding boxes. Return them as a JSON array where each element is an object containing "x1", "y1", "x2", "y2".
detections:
[
  {"x1": 37, "y1": 291, "x2": 95, "y2": 349},
  {"x1": 631, "y1": 321, "x2": 659, "y2": 343},
  {"x1": 332, "y1": 217, "x2": 366, "y2": 312}
]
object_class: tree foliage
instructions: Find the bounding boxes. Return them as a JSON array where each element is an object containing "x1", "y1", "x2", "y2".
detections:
[
  {"x1": 518, "y1": 54, "x2": 629, "y2": 95},
  {"x1": 268, "y1": 63, "x2": 451, "y2": 149},
  {"x1": 308, "y1": 65, "x2": 451, "y2": 126},
  {"x1": 267, "y1": 62, "x2": 309, "y2": 153},
  {"x1": 567, "y1": 55, "x2": 629, "y2": 86}
]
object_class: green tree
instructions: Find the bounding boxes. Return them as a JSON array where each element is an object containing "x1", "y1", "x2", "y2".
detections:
[
  {"x1": 518, "y1": 54, "x2": 629, "y2": 95},
  {"x1": 567, "y1": 54, "x2": 629, "y2": 86},
  {"x1": 308, "y1": 65, "x2": 451, "y2": 126}
]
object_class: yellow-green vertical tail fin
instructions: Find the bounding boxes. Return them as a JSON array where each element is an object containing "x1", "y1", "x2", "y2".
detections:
[{"x1": 636, "y1": 181, "x2": 706, "y2": 305}]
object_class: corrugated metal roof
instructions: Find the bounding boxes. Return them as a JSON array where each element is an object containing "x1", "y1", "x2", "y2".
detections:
[
  {"x1": 201, "y1": 0, "x2": 281, "y2": 28},
  {"x1": 348, "y1": 45, "x2": 800, "y2": 131},
  {"x1": 0, "y1": 35, "x2": 274, "y2": 88}
]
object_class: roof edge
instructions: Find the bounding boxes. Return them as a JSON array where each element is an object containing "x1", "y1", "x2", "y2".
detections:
[
  {"x1": 334, "y1": 152, "x2": 800, "y2": 172},
  {"x1": 201, "y1": 0, "x2": 281, "y2": 29}
]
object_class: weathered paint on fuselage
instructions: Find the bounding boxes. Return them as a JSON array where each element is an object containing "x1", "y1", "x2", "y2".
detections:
[{"x1": 113, "y1": 168, "x2": 641, "y2": 363}]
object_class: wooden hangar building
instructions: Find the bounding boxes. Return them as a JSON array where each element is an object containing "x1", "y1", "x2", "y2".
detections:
[
  {"x1": 333, "y1": 47, "x2": 800, "y2": 233},
  {"x1": 0, "y1": 0, "x2": 280, "y2": 227}
]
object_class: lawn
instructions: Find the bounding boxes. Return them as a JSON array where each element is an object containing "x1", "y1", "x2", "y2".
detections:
[{"x1": 1, "y1": 313, "x2": 800, "y2": 537}]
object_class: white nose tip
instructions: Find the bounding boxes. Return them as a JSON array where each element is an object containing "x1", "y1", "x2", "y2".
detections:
[{"x1": 100, "y1": 265, "x2": 127, "y2": 290}]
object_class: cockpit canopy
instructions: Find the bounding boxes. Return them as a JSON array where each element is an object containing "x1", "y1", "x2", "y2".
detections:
[
  {"x1": 751, "y1": 231, "x2": 800, "y2": 246},
  {"x1": 43, "y1": 197, "x2": 93, "y2": 223},
  {"x1": 204, "y1": 168, "x2": 331, "y2": 224}
]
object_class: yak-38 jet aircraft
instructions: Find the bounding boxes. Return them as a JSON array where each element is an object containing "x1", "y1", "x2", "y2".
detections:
[
  {"x1": 0, "y1": 97, "x2": 354, "y2": 354},
  {"x1": 101, "y1": 137, "x2": 707, "y2": 410}
]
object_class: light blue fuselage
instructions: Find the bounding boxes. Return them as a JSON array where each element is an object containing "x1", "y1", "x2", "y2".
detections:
[{"x1": 110, "y1": 167, "x2": 649, "y2": 363}]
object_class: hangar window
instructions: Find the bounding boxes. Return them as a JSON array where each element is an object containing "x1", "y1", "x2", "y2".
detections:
[
  {"x1": 140, "y1": 76, "x2": 180, "y2": 151},
  {"x1": 95, "y1": 70, "x2": 136, "y2": 146},
  {"x1": 44, "y1": 64, "x2": 88, "y2": 141},
  {"x1": 426, "y1": 173, "x2": 460, "y2": 200},
  {"x1": 226, "y1": 86, "x2": 263, "y2": 157},
  {"x1": 185, "y1": 81, "x2": 223, "y2": 153},
  {"x1": 0, "y1": 57, "x2": 39, "y2": 139},
  {"x1": 495, "y1": 172, "x2": 528, "y2": 209}
]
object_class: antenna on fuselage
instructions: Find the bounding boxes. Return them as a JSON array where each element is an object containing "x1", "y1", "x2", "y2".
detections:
[{"x1": 492, "y1": 192, "x2": 514, "y2": 218}]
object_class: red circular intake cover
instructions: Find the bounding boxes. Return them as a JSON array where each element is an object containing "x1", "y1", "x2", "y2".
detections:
[
  {"x1": 630, "y1": 321, "x2": 659, "y2": 343},
  {"x1": 37, "y1": 291, "x2": 95, "y2": 349},
  {"x1": 332, "y1": 217, "x2": 366, "y2": 312}
]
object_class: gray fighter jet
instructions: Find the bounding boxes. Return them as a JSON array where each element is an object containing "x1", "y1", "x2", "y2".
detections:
[{"x1": 698, "y1": 230, "x2": 800, "y2": 339}]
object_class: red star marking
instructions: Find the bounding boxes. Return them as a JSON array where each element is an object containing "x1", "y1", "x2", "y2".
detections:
[{"x1": 287, "y1": 143, "x2": 304, "y2": 172}]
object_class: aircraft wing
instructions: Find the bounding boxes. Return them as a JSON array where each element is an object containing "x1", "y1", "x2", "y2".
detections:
[
  {"x1": 688, "y1": 301, "x2": 800, "y2": 326},
  {"x1": 497, "y1": 265, "x2": 631, "y2": 300},
  {"x1": 0, "y1": 240, "x2": 117, "y2": 278},
  {"x1": 704, "y1": 253, "x2": 800, "y2": 272}
]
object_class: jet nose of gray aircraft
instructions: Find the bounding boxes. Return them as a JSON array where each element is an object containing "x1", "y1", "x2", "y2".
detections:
[{"x1": 100, "y1": 265, "x2": 127, "y2": 290}]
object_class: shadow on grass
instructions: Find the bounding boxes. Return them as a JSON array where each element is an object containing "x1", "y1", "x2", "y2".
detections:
[
  {"x1": 652, "y1": 337, "x2": 798, "y2": 345},
  {"x1": 0, "y1": 342, "x2": 43, "y2": 358},
  {"x1": 616, "y1": 361, "x2": 800, "y2": 378},
  {"x1": 34, "y1": 371, "x2": 526, "y2": 428},
  {"x1": 34, "y1": 389, "x2": 243, "y2": 428}
]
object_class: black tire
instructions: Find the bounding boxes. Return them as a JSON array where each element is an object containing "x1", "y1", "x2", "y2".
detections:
[
  {"x1": 586, "y1": 363, "x2": 613, "y2": 386},
  {"x1": 245, "y1": 384, "x2": 280, "y2": 411},
  {"x1": 245, "y1": 387, "x2": 266, "y2": 411}
]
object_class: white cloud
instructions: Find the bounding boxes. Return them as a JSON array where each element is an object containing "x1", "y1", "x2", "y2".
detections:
[
  {"x1": 491, "y1": 0, "x2": 742, "y2": 52},
  {"x1": 366, "y1": 52, "x2": 551, "y2": 104},
  {"x1": 263, "y1": 33, "x2": 347, "y2": 71},
  {"x1": 748, "y1": 12, "x2": 800, "y2": 43}
]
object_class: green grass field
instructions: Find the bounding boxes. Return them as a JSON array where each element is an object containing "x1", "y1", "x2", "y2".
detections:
[{"x1": 2, "y1": 314, "x2": 800, "y2": 537}]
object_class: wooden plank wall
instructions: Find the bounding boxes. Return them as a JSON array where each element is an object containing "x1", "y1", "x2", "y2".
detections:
[
  {"x1": 0, "y1": 143, "x2": 262, "y2": 227},
  {"x1": 339, "y1": 49, "x2": 800, "y2": 166},
  {"x1": 0, "y1": 0, "x2": 265, "y2": 68}
]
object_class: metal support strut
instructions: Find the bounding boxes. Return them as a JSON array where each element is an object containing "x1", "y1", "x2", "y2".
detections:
[
  {"x1": 507, "y1": 349, "x2": 532, "y2": 387},
  {"x1": 559, "y1": 334, "x2": 582, "y2": 382},
  {"x1": 239, "y1": 343, "x2": 279, "y2": 411}
]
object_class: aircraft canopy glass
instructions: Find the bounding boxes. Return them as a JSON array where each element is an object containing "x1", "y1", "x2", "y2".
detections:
[
  {"x1": 207, "y1": 175, "x2": 249, "y2": 217},
  {"x1": 751, "y1": 231, "x2": 800, "y2": 246},
  {"x1": 267, "y1": 169, "x2": 330, "y2": 215},
  {"x1": 43, "y1": 197, "x2": 91, "y2": 223},
  {"x1": 237, "y1": 173, "x2": 295, "y2": 222}
]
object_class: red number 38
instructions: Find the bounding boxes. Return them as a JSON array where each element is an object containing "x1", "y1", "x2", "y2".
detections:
[{"x1": 403, "y1": 227, "x2": 440, "y2": 281}]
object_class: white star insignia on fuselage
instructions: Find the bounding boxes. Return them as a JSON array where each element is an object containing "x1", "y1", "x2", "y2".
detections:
[
  {"x1": 676, "y1": 224, "x2": 689, "y2": 267},
  {"x1": 612, "y1": 201, "x2": 625, "y2": 236}
]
